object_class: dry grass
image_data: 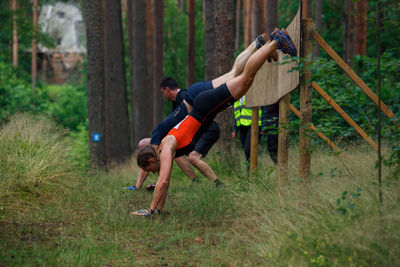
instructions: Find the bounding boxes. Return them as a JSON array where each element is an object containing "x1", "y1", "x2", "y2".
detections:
[{"x1": 0, "y1": 114, "x2": 399, "y2": 266}]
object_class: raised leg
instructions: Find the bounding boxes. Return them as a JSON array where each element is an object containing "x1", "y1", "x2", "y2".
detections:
[{"x1": 226, "y1": 40, "x2": 278, "y2": 100}]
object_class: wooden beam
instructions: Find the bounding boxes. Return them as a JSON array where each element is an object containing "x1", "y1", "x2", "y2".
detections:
[
  {"x1": 290, "y1": 104, "x2": 342, "y2": 153},
  {"x1": 278, "y1": 95, "x2": 290, "y2": 184},
  {"x1": 312, "y1": 82, "x2": 378, "y2": 151},
  {"x1": 250, "y1": 107, "x2": 259, "y2": 173},
  {"x1": 313, "y1": 30, "x2": 398, "y2": 125},
  {"x1": 299, "y1": 18, "x2": 313, "y2": 178}
]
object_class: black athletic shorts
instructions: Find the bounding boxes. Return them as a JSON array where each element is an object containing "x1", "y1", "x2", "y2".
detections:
[
  {"x1": 172, "y1": 83, "x2": 235, "y2": 157},
  {"x1": 184, "y1": 80, "x2": 213, "y2": 106},
  {"x1": 194, "y1": 121, "x2": 220, "y2": 157}
]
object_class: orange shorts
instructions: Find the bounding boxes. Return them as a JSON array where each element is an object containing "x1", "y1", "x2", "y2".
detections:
[{"x1": 167, "y1": 115, "x2": 201, "y2": 149}]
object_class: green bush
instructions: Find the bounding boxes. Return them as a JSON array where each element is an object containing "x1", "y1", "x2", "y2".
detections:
[{"x1": 41, "y1": 84, "x2": 88, "y2": 131}]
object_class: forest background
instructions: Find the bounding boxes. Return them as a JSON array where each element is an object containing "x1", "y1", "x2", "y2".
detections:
[{"x1": 0, "y1": 0, "x2": 400, "y2": 265}]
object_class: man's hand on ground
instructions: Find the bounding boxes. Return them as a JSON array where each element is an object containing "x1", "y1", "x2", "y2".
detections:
[
  {"x1": 146, "y1": 183, "x2": 156, "y2": 191},
  {"x1": 125, "y1": 186, "x2": 138, "y2": 190}
]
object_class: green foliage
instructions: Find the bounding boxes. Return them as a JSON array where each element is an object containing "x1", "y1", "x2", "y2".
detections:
[
  {"x1": 0, "y1": 61, "x2": 41, "y2": 121},
  {"x1": 40, "y1": 84, "x2": 88, "y2": 131},
  {"x1": 163, "y1": 0, "x2": 205, "y2": 88}
]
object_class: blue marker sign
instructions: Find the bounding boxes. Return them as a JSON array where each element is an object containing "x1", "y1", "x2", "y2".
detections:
[{"x1": 92, "y1": 133, "x2": 101, "y2": 142}]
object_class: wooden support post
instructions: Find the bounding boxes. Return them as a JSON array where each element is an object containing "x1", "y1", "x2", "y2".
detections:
[
  {"x1": 313, "y1": 30, "x2": 398, "y2": 125},
  {"x1": 278, "y1": 95, "x2": 290, "y2": 184},
  {"x1": 250, "y1": 107, "x2": 259, "y2": 173},
  {"x1": 299, "y1": 18, "x2": 313, "y2": 178},
  {"x1": 312, "y1": 82, "x2": 378, "y2": 151}
]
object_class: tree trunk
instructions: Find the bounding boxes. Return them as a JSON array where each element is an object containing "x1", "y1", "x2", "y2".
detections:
[
  {"x1": 314, "y1": 0, "x2": 322, "y2": 57},
  {"x1": 355, "y1": 0, "x2": 367, "y2": 55},
  {"x1": 32, "y1": 0, "x2": 38, "y2": 89},
  {"x1": 243, "y1": 0, "x2": 251, "y2": 46},
  {"x1": 153, "y1": 0, "x2": 164, "y2": 124},
  {"x1": 235, "y1": 0, "x2": 241, "y2": 50},
  {"x1": 11, "y1": 0, "x2": 18, "y2": 68},
  {"x1": 265, "y1": 0, "x2": 278, "y2": 34},
  {"x1": 85, "y1": 0, "x2": 107, "y2": 169},
  {"x1": 187, "y1": 0, "x2": 195, "y2": 86},
  {"x1": 203, "y1": 0, "x2": 215, "y2": 81},
  {"x1": 344, "y1": 0, "x2": 355, "y2": 64},
  {"x1": 104, "y1": 0, "x2": 131, "y2": 167},
  {"x1": 302, "y1": 0, "x2": 312, "y2": 19},
  {"x1": 131, "y1": 0, "x2": 152, "y2": 150},
  {"x1": 146, "y1": 0, "x2": 154, "y2": 128},
  {"x1": 214, "y1": 0, "x2": 235, "y2": 151},
  {"x1": 251, "y1": 0, "x2": 265, "y2": 39}
]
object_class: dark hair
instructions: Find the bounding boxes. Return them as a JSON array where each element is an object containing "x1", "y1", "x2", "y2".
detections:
[
  {"x1": 160, "y1": 77, "x2": 178, "y2": 90},
  {"x1": 137, "y1": 145, "x2": 157, "y2": 168}
]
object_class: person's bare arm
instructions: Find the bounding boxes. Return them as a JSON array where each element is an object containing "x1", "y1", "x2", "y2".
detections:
[
  {"x1": 135, "y1": 168, "x2": 149, "y2": 189},
  {"x1": 150, "y1": 136, "x2": 177, "y2": 211}
]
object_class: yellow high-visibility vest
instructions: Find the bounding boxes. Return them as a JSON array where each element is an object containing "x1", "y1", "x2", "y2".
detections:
[{"x1": 233, "y1": 96, "x2": 261, "y2": 127}]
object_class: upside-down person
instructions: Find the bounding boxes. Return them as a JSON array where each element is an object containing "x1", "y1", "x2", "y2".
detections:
[
  {"x1": 132, "y1": 29, "x2": 296, "y2": 216},
  {"x1": 131, "y1": 32, "x2": 278, "y2": 190}
]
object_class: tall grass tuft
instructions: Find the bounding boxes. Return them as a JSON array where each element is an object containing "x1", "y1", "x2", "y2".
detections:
[
  {"x1": 0, "y1": 114, "x2": 78, "y2": 213},
  {"x1": 224, "y1": 145, "x2": 400, "y2": 266}
]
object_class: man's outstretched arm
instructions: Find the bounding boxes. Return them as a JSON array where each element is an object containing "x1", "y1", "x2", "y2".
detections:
[{"x1": 135, "y1": 169, "x2": 149, "y2": 189}]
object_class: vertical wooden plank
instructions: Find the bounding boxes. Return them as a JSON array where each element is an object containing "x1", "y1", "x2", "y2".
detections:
[
  {"x1": 299, "y1": 18, "x2": 313, "y2": 178},
  {"x1": 250, "y1": 107, "x2": 259, "y2": 173},
  {"x1": 278, "y1": 94, "x2": 290, "y2": 184}
]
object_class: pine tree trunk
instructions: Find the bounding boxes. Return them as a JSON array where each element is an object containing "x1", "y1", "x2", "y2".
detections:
[
  {"x1": 214, "y1": 0, "x2": 235, "y2": 151},
  {"x1": 11, "y1": 0, "x2": 18, "y2": 68},
  {"x1": 302, "y1": 0, "x2": 312, "y2": 18},
  {"x1": 314, "y1": 0, "x2": 323, "y2": 57},
  {"x1": 32, "y1": 0, "x2": 38, "y2": 89},
  {"x1": 265, "y1": 0, "x2": 278, "y2": 34},
  {"x1": 235, "y1": 0, "x2": 241, "y2": 50},
  {"x1": 85, "y1": 0, "x2": 107, "y2": 169},
  {"x1": 251, "y1": 0, "x2": 264, "y2": 39},
  {"x1": 153, "y1": 0, "x2": 164, "y2": 125},
  {"x1": 146, "y1": 0, "x2": 154, "y2": 128},
  {"x1": 344, "y1": 0, "x2": 355, "y2": 64},
  {"x1": 203, "y1": 0, "x2": 215, "y2": 81},
  {"x1": 104, "y1": 0, "x2": 131, "y2": 167},
  {"x1": 131, "y1": 0, "x2": 152, "y2": 150},
  {"x1": 187, "y1": 0, "x2": 195, "y2": 86},
  {"x1": 355, "y1": 0, "x2": 367, "y2": 55},
  {"x1": 243, "y1": 0, "x2": 251, "y2": 46}
]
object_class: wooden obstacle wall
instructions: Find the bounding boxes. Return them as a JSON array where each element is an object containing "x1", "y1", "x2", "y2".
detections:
[{"x1": 246, "y1": 8, "x2": 301, "y2": 107}]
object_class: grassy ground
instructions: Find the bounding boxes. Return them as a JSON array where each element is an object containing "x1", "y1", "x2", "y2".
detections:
[{"x1": 1, "y1": 114, "x2": 399, "y2": 266}]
